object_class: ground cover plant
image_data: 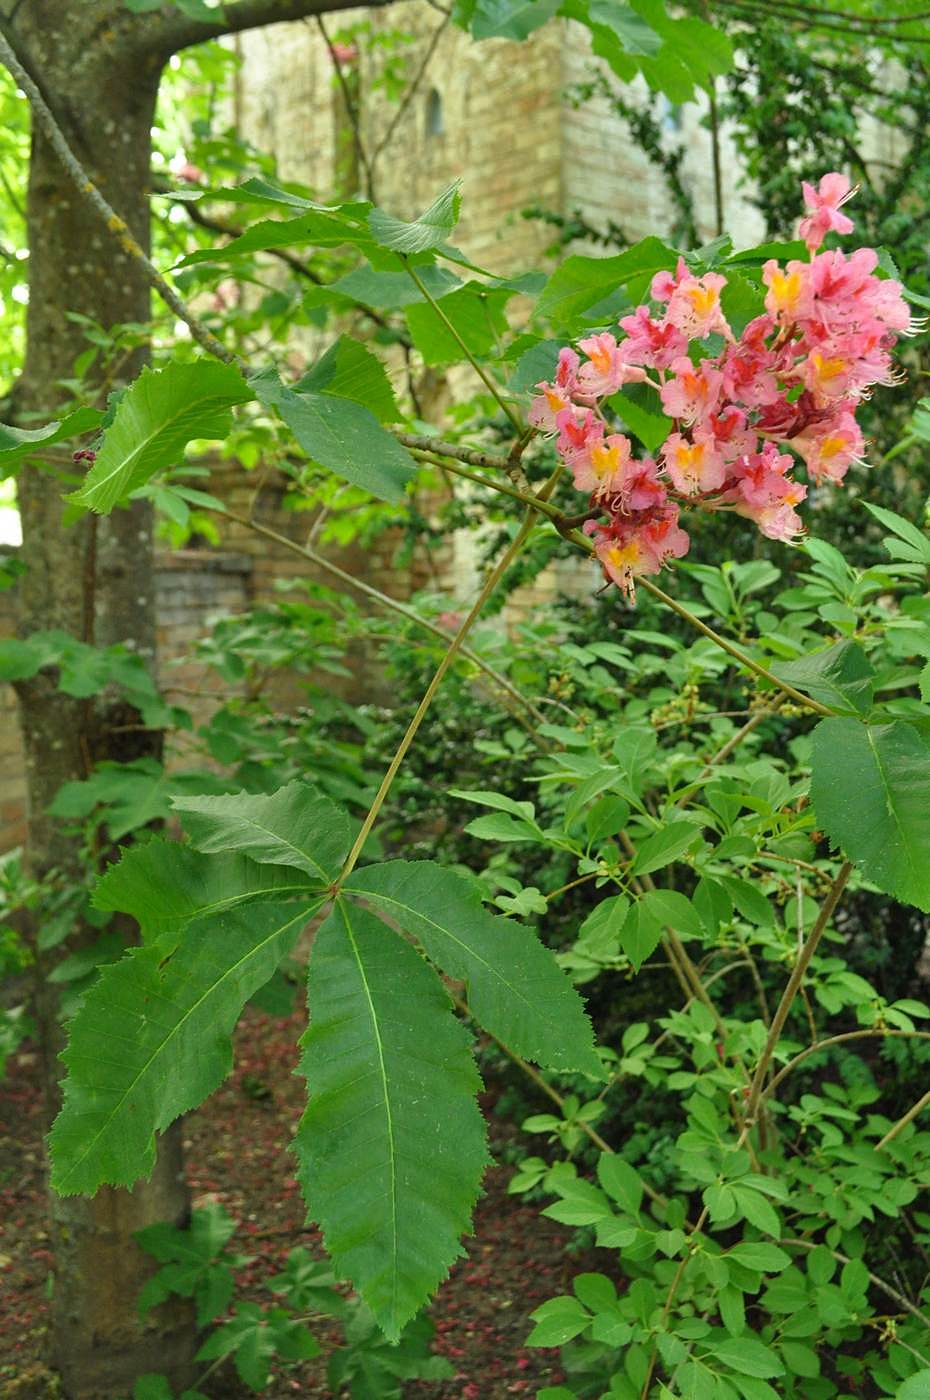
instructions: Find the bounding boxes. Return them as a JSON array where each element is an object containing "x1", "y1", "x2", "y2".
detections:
[{"x1": 2, "y1": 2, "x2": 930, "y2": 1396}]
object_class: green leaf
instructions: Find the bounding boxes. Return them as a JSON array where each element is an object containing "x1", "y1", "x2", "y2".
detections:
[
  {"x1": 619, "y1": 901, "x2": 662, "y2": 972},
  {"x1": 68, "y1": 361, "x2": 252, "y2": 513},
  {"x1": 641, "y1": 888, "x2": 705, "y2": 940},
  {"x1": 468, "y1": 0, "x2": 562, "y2": 38},
  {"x1": 811, "y1": 718, "x2": 930, "y2": 911},
  {"x1": 251, "y1": 368, "x2": 415, "y2": 504},
  {"x1": 526, "y1": 1295, "x2": 591, "y2": 1346},
  {"x1": 898, "y1": 1372, "x2": 930, "y2": 1400},
  {"x1": 171, "y1": 781, "x2": 352, "y2": 882},
  {"x1": 50, "y1": 758, "x2": 224, "y2": 842},
  {"x1": 710, "y1": 1336, "x2": 784, "y2": 1379},
  {"x1": 772, "y1": 641, "x2": 873, "y2": 717},
  {"x1": 368, "y1": 182, "x2": 462, "y2": 254},
  {"x1": 294, "y1": 336, "x2": 399, "y2": 423},
  {"x1": 597, "y1": 1155, "x2": 643, "y2": 1215},
  {"x1": 0, "y1": 406, "x2": 103, "y2": 474},
  {"x1": 94, "y1": 839, "x2": 316, "y2": 943},
  {"x1": 465, "y1": 812, "x2": 541, "y2": 843},
  {"x1": 329, "y1": 262, "x2": 461, "y2": 310},
  {"x1": 719, "y1": 1284, "x2": 745, "y2": 1337},
  {"x1": 49, "y1": 902, "x2": 315, "y2": 1194},
  {"x1": 609, "y1": 381, "x2": 672, "y2": 453},
  {"x1": 294, "y1": 901, "x2": 488, "y2": 1338},
  {"x1": 864, "y1": 503, "x2": 930, "y2": 566},
  {"x1": 405, "y1": 283, "x2": 511, "y2": 366},
  {"x1": 343, "y1": 859, "x2": 601, "y2": 1075},
  {"x1": 176, "y1": 210, "x2": 364, "y2": 267},
  {"x1": 725, "y1": 1242, "x2": 791, "y2": 1273},
  {"x1": 631, "y1": 821, "x2": 700, "y2": 876},
  {"x1": 535, "y1": 237, "x2": 677, "y2": 329},
  {"x1": 196, "y1": 1302, "x2": 319, "y2": 1390}
]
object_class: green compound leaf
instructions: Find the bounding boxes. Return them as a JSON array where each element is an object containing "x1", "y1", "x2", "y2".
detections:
[
  {"x1": 94, "y1": 838, "x2": 317, "y2": 943},
  {"x1": 171, "y1": 781, "x2": 352, "y2": 882},
  {"x1": 772, "y1": 640, "x2": 874, "y2": 717},
  {"x1": 252, "y1": 367, "x2": 415, "y2": 504},
  {"x1": 294, "y1": 901, "x2": 489, "y2": 1339},
  {"x1": 368, "y1": 181, "x2": 462, "y2": 255},
  {"x1": 344, "y1": 859, "x2": 601, "y2": 1076},
  {"x1": 68, "y1": 361, "x2": 252, "y2": 514},
  {"x1": 49, "y1": 902, "x2": 316, "y2": 1195},
  {"x1": 811, "y1": 718, "x2": 930, "y2": 912}
]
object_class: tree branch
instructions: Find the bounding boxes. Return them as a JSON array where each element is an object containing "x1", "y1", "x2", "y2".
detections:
[{"x1": 155, "y1": 0, "x2": 397, "y2": 58}]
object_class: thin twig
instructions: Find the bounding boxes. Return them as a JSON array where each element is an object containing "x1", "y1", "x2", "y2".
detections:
[{"x1": 371, "y1": 10, "x2": 451, "y2": 163}]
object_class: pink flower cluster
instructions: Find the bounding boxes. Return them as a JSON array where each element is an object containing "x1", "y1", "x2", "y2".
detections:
[{"x1": 528, "y1": 174, "x2": 916, "y2": 597}]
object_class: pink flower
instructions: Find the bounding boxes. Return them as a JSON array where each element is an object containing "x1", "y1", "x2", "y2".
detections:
[
  {"x1": 701, "y1": 405, "x2": 756, "y2": 462},
  {"x1": 661, "y1": 432, "x2": 726, "y2": 496},
  {"x1": 619, "y1": 305, "x2": 688, "y2": 369},
  {"x1": 665, "y1": 271, "x2": 730, "y2": 340},
  {"x1": 528, "y1": 348, "x2": 581, "y2": 430},
  {"x1": 793, "y1": 411, "x2": 865, "y2": 483},
  {"x1": 798, "y1": 172, "x2": 856, "y2": 253},
  {"x1": 555, "y1": 406, "x2": 603, "y2": 472},
  {"x1": 660, "y1": 357, "x2": 723, "y2": 422},
  {"x1": 329, "y1": 41, "x2": 359, "y2": 64},
  {"x1": 763, "y1": 259, "x2": 812, "y2": 323},
  {"x1": 576, "y1": 333, "x2": 646, "y2": 398},
  {"x1": 592, "y1": 504, "x2": 689, "y2": 596},
  {"x1": 574, "y1": 432, "x2": 633, "y2": 495}
]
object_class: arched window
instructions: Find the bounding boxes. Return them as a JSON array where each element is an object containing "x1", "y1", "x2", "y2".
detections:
[{"x1": 426, "y1": 88, "x2": 444, "y2": 138}]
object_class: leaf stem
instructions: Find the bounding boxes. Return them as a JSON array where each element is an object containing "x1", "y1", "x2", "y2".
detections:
[
  {"x1": 336, "y1": 503, "x2": 542, "y2": 885},
  {"x1": 744, "y1": 860, "x2": 853, "y2": 1124},
  {"x1": 637, "y1": 577, "x2": 834, "y2": 716},
  {"x1": 220, "y1": 506, "x2": 548, "y2": 732},
  {"x1": 401, "y1": 258, "x2": 524, "y2": 434}
]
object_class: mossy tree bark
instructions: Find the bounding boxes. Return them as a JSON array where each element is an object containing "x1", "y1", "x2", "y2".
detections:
[{"x1": 1, "y1": 0, "x2": 390, "y2": 1393}]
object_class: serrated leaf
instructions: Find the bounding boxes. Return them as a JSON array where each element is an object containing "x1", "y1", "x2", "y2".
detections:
[
  {"x1": 252, "y1": 367, "x2": 414, "y2": 504},
  {"x1": 811, "y1": 718, "x2": 930, "y2": 912},
  {"x1": 68, "y1": 361, "x2": 251, "y2": 513},
  {"x1": 344, "y1": 859, "x2": 601, "y2": 1076},
  {"x1": 405, "y1": 283, "x2": 511, "y2": 366},
  {"x1": 772, "y1": 640, "x2": 873, "y2": 717},
  {"x1": 294, "y1": 336, "x2": 399, "y2": 423},
  {"x1": 0, "y1": 406, "x2": 103, "y2": 473},
  {"x1": 469, "y1": 0, "x2": 562, "y2": 39},
  {"x1": 176, "y1": 210, "x2": 363, "y2": 268},
  {"x1": 535, "y1": 237, "x2": 677, "y2": 329},
  {"x1": 368, "y1": 183, "x2": 461, "y2": 254},
  {"x1": 330, "y1": 262, "x2": 461, "y2": 310},
  {"x1": 94, "y1": 839, "x2": 316, "y2": 942},
  {"x1": 171, "y1": 781, "x2": 351, "y2": 882},
  {"x1": 49, "y1": 902, "x2": 316, "y2": 1195},
  {"x1": 294, "y1": 902, "x2": 488, "y2": 1339}
]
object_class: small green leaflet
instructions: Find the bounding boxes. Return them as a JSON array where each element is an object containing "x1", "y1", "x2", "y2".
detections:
[
  {"x1": 294, "y1": 902, "x2": 489, "y2": 1339},
  {"x1": 67, "y1": 361, "x2": 252, "y2": 514},
  {"x1": 171, "y1": 781, "x2": 352, "y2": 883},
  {"x1": 330, "y1": 262, "x2": 462, "y2": 310},
  {"x1": 252, "y1": 367, "x2": 415, "y2": 504},
  {"x1": 344, "y1": 858, "x2": 602, "y2": 1076},
  {"x1": 176, "y1": 210, "x2": 364, "y2": 268},
  {"x1": 49, "y1": 902, "x2": 317, "y2": 1195},
  {"x1": 0, "y1": 406, "x2": 103, "y2": 475},
  {"x1": 368, "y1": 182, "x2": 462, "y2": 255},
  {"x1": 811, "y1": 718, "x2": 930, "y2": 912},
  {"x1": 94, "y1": 839, "x2": 316, "y2": 943}
]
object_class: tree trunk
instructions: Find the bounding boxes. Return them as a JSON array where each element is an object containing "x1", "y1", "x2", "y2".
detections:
[{"x1": 9, "y1": 6, "x2": 196, "y2": 1394}]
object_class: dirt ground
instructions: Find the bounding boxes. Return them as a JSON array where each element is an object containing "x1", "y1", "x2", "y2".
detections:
[{"x1": 0, "y1": 1004, "x2": 590, "y2": 1398}]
